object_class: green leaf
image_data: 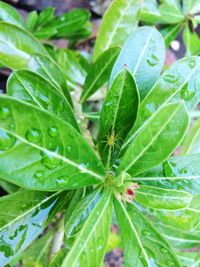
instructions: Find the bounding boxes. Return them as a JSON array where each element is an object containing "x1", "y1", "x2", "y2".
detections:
[
  {"x1": 58, "y1": 190, "x2": 112, "y2": 267},
  {"x1": 93, "y1": 0, "x2": 141, "y2": 60},
  {"x1": 0, "y1": 179, "x2": 19, "y2": 194},
  {"x1": 98, "y1": 68, "x2": 139, "y2": 168},
  {"x1": 7, "y1": 70, "x2": 79, "y2": 131},
  {"x1": 0, "y1": 95, "x2": 105, "y2": 191},
  {"x1": 118, "y1": 102, "x2": 189, "y2": 176},
  {"x1": 0, "y1": 190, "x2": 66, "y2": 267},
  {"x1": 181, "y1": 118, "x2": 200, "y2": 155},
  {"x1": 135, "y1": 185, "x2": 192, "y2": 210},
  {"x1": 161, "y1": 24, "x2": 182, "y2": 48},
  {"x1": 52, "y1": 9, "x2": 90, "y2": 38},
  {"x1": 159, "y1": 0, "x2": 184, "y2": 24},
  {"x1": 49, "y1": 248, "x2": 68, "y2": 267},
  {"x1": 27, "y1": 53, "x2": 73, "y2": 107},
  {"x1": 0, "y1": 22, "x2": 47, "y2": 69},
  {"x1": 37, "y1": 6, "x2": 55, "y2": 27},
  {"x1": 123, "y1": 56, "x2": 200, "y2": 152},
  {"x1": 0, "y1": 1, "x2": 24, "y2": 27},
  {"x1": 110, "y1": 26, "x2": 165, "y2": 100},
  {"x1": 183, "y1": 0, "x2": 200, "y2": 15},
  {"x1": 189, "y1": 194, "x2": 200, "y2": 212},
  {"x1": 55, "y1": 49, "x2": 87, "y2": 85},
  {"x1": 114, "y1": 200, "x2": 181, "y2": 267},
  {"x1": 139, "y1": 0, "x2": 162, "y2": 24},
  {"x1": 25, "y1": 11, "x2": 38, "y2": 31},
  {"x1": 80, "y1": 47, "x2": 120, "y2": 103},
  {"x1": 183, "y1": 25, "x2": 200, "y2": 56}
]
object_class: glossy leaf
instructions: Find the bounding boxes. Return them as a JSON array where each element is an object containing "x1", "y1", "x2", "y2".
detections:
[
  {"x1": 139, "y1": 0, "x2": 162, "y2": 24},
  {"x1": 93, "y1": 0, "x2": 141, "y2": 60},
  {"x1": 114, "y1": 200, "x2": 181, "y2": 267},
  {"x1": 0, "y1": 1, "x2": 24, "y2": 27},
  {"x1": 183, "y1": 25, "x2": 200, "y2": 56},
  {"x1": 183, "y1": 0, "x2": 200, "y2": 14},
  {"x1": 27, "y1": 53, "x2": 73, "y2": 107},
  {"x1": 0, "y1": 179, "x2": 19, "y2": 194},
  {"x1": 25, "y1": 11, "x2": 38, "y2": 31},
  {"x1": 159, "y1": 0, "x2": 184, "y2": 24},
  {"x1": 161, "y1": 24, "x2": 182, "y2": 48},
  {"x1": 58, "y1": 190, "x2": 112, "y2": 267},
  {"x1": 7, "y1": 70, "x2": 79, "y2": 130},
  {"x1": 118, "y1": 102, "x2": 189, "y2": 176},
  {"x1": 123, "y1": 56, "x2": 200, "y2": 152},
  {"x1": 80, "y1": 47, "x2": 120, "y2": 103},
  {"x1": 110, "y1": 26, "x2": 165, "y2": 100},
  {"x1": 135, "y1": 185, "x2": 192, "y2": 210},
  {"x1": 0, "y1": 22, "x2": 46, "y2": 69},
  {"x1": 0, "y1": 190, "x2": 66, "y2": 267},
  {"x1": 0, "y1": 95, "x2": 105, "y2": 190},
  {"x1": 98, "y1": 69, "x2": 139, "y2": 168}
]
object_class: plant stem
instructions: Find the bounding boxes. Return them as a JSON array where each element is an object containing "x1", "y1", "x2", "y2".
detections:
[{"x1": 49, "y1": 217, "x2": 64, "y2": 260}]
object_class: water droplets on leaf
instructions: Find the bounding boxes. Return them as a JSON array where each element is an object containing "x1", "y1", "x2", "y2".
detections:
[
  {"x1": 180, "y1": 82, "x2": 195, "y2": 101},
  {"x1": 163, "y1": 72, "x2": 181, "y2": 83},
  {"x1": 165, "y1": 260, "x2": 174, "y2": 266},
  {"x1": 160, "y1": 247, "x2": 168, "y2": 254},
  {"x1": 141, "y1": 229, "x2": 150, "y2": 237},
  {"x1": 189, "y1": 59, "x2": 196, "y2": 68},
  {"x1": 0, "y1": 130, "x2": 16, "y2": 151},
  {"x1": 41, "y1": 146, "x2": 63, "y2": 170},
  {"x1": 0, "y1": 241, "x2": 14, "y2": 257},
  {"x1": 78, "y1": 163, "x2": 90, "y2": 174},
  {"x1": 0, "y1": 106, "x2": 10, "y2": 119},
  {"x1": 146, "y1": 54, "x2": 159, "y2": 67},
  {"x1": 34, "y1": 171, "x2": 45, "y2": 184},
  {"x1": 97, "y1": 237, "x2": 104, "y2": 251},
  {"x1": 48, "y1": 126, "x2": 58, "y2": 137},
  {"x1": 26, "y1": 128, "x2": 42, "y2": 143}
]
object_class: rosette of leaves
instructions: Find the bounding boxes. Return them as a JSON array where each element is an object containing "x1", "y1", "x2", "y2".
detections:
[{"x1": 0, "y1": 1, "x2": 200, "y2": 267}]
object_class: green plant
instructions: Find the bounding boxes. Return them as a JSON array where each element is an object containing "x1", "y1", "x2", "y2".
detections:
[{"x1": 0, "y1": 1, "x2": 200, "y2": 267}]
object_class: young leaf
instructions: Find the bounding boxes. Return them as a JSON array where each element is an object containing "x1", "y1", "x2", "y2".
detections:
[
  {"x1": 110, "y1": 26, "x2": 165, "y2": 100},
  {"x1": 114, "y1": 200, "x2": 181, "y2": 267},
  {"x1": 80, "y1": 47, "x2": 120, "y2": 103},
  {"x1": 0, "y1": 190, "x2": 66, "y2": 267},
  {"x1": 93, "y1": 0, "x2": 141, "y2": 60},
  {"x1": 0, "y1": 22, "x2": 47, "y2": 69},
  {"x1": 123, "y1": 56, "x2": 200, "y2": 152},
  {"x1": 0, "y1": 95, "x2": 105, "y2": 191},
  {"x1": 98, "y1": 68, "x2": 139, "y2": 168},
  {"x1": 27, "y1": 53, "x2": 73, "y2": 107},
  {"x1": 135, "y1": 185, "x2": 192, "y2": 210},
  {"x1": 0, "y1": 1, "x2": 24, "y2": 27},
  {"x1": 7, "y1": 70, "x2": 79, "y2": 131},
  {"x1": 181, "y1": 118, "x2": 200, "y2": 155},
  {"x1": 159, "y1": 0, "x2": 184, "y2": 24},
  {"x1": 59, "y1": 190, "x2": 112, "y2": 267},
  {"x1": 117, "y1": 102, "x2": 189, "y2": 176}
]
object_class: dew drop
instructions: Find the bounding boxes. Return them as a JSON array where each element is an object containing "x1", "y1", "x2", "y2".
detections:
[
  {"x1": 146, "y1": 54, "x2": 159, "y2": 67},
  {"x1": 48, "y1": 126, "x2": 58, "y2": 137},
  {"x1": 0, "y1": 106, "x2": 10, "y2": 119},
  {"x1": 34, "y1": 171, "x2": 45, "y2": 183},
  {"x1": 141, "y1": 229, "x2": 150, "y2": 237},
  {"x1": 163, "y1": 72, "x2": 181, "y2": 83},
  {"x1": 160, "y1": 247, "x2": 168, "y2": 254},
  {"x1": 165, "y1": 260, "x2": 174, "y2": 266},
  {"x1": 189, "y1": 59, "x2": 196, "y2": 68},
  {"x1": 8, "y1": 123, "x2": 15, "y2": 131},
  {"x1": 180, "y1": 83, "x2": 195, "y2": 101},
  {"x1": 41, "y1": 146, "x2": 62, "y2": 170},
  {"x1": 97, "y1": 237, "x2": 104, "y2": 251},
  {"x1": 26, "y1": 128, "x2": 42, "y2": 143},
  {"x1": 0, "y1": 130, "x2": 16, "y2": 151}
]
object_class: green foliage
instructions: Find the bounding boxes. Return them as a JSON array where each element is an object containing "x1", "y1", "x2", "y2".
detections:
[{"x1": 0, "y1": 0, "x2": 200, "y2": 266}]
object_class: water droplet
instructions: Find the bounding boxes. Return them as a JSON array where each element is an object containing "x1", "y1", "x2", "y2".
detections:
[
  {"x1": 0, "y1": 130, "x2": 16, "y2": 151},
  {"x1": 180, "y1": 168, "x2": 188, "y2": 174},
  {"x1": 165, "y1": 260, "x2": 174, "y2": 266},
  {"x1": 180, "y1": 83, "x2": 195, "y2": 101},
  {"x1": 97, "y1": 237, "x2": 104, "y2": 251},
  {"x1": 163, "y1": 161, "x2": 177, "y2": 177},
  {"x1": 48, "y1": 126, "x2": 58, "y2": 137},
  {"x1": 34, "y1": 171, "x2": 45, "y2": 183},
  {"x1": 160, "y1": 247, "x2": 168, "y2": 254},
  {"x1": 163, "y1": 72, "x2": 181, "y2": 83},
  {"x1": 41, "y1": 146, "x2": 62, "y2": 170},
  {"x1": 8, "y1": 123, "x2": 15, "y2": 131},
  {"x1": 141, "y1": 229, "x2": 150, "y2": 237},
  {"x1": 0, "y1": 106, "x2": 10, "y2": 119},
  {"x1": 105, "y1": 102, "x2": 112, "y2": 107},
  {"x1": 146, "y1": 54, "x2": 159, "y2": 67},
  {"x1": 189, "y1": 59, "x2": 196, "y2": 68},
  {"x1": 78, "y1": 163, "x2": 89, "y2": 173},
  {"x1": 26, "y1": 128, "x2": 42, "y2": 143}
]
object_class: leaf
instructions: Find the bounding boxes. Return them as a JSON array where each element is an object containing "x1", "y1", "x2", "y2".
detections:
[
  {"x1": 0, "y1": 1, "x2": 24, "y2": 27},
  {"x1": 159, "y1": 0, "x2": 184, "y2": 24},
  {"x1": 52, "y1": 9, "x2": 90, "y2": 38},
  {"x1": 183, "y1": 0, "x2": 200, "y2": 15},
  {"x1": 135, "y1": 185, "x2": 192, "y2": 210},
  {"x1": 161, "y1": 24, "x2": 182, "y2": 48},
  {"x1": 64, "y1": 189, "x2": 102, "y2": 245},
  {"x1": 0, "y1": 95, "x2": 105, "y2": 191},
  {"x1": 139, "y1": 0, "x2": 162, "y2": 24},
  {"x1": 110, "y1": 26, "x2": 165, "y2": 100},
  {"x1": 58, "y1": 190, "x2": 112, "y2": 267},
  {"x1": 123, "y1": 56, "x2": 200, "y2": 152},
  {"x1": 93, "y1": 0, "x2": 141, "y2": 60},
  {"x1": 181, "y1": 118, "x2": 200, "y2": 155},
  {"x1": 37, "y1": 6, "x2": 55, "y2": 27},
  {"x1": 183, "y1": 25, "x2": 200, "y2": 56},
  {"x1": 55, "y1": 49, "x2": 87, "y2": 85},
  {"x1": 25, "y1": 11, "x2": 38, "y2": 31},
  {"x1": 114, "y1": 200, "x2": 181, "y2": 267},
  {"x1": 117, "y1": 102, "x2": 189, "y2": 176},
  {"x1": 7, "y1": 70, "x2": 79, "y2": 131},
  {"x1": 0, "y1": 179, "x2": 19, "y2": 194},
  {"x1": 80, "y1": 47, "x2": 120, "y2": 103},
  {"x1": 27, "y1": 53, "x2": 73, "y2": 107},
  {"x1": 189, "y1": 194, "x2": 200, "y2": 212},
  {"x1": 49, "y1": 248, "x2": 68, "y2": 267},
  {"x1": 98, "y1": 68, "x2": 139, "y2": 168},
  {"x1": 0, "y1": 22, "x2": 47, "y2": 69},
  {"x1": 0, "y1": 190, "x2": 66, "y2": 267}
]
